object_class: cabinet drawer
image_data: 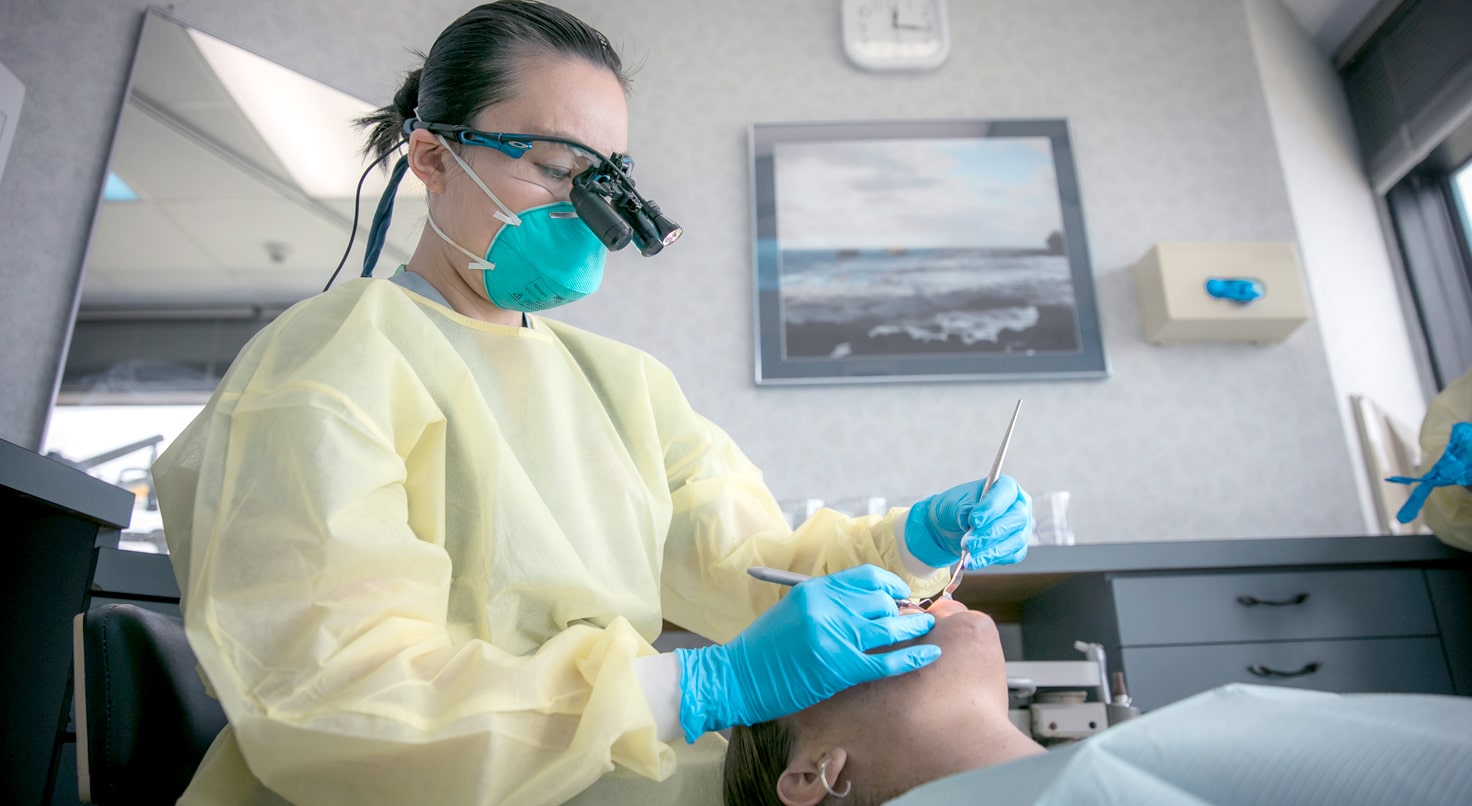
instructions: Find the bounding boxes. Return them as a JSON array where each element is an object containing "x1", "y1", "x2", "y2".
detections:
[
  {"x1": 1121, "y1": 637, "x2": 1453, "y2": 711},
  {"x1": 1113, "y1": 569, "x2": 1437, "y2": 646}
]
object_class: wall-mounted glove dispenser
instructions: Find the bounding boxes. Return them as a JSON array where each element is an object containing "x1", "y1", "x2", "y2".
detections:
[{"x1": 1132, "y1": 241, "x2": 1310, "y2": 345}]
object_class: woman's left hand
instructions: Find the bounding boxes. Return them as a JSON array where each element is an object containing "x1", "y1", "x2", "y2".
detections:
[{"x1": 905, "y1": 475, "x2": 1033, "y2": 570}]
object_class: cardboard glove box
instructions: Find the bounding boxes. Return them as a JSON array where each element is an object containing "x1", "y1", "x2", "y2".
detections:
[{"x1": 1133, "y1": 241, "x2": 1310, "y2": 345}]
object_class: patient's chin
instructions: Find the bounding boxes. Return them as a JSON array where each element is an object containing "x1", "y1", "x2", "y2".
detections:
[
  {"x1": 939, "y1": 608, "x2": 1000, "y2": 641},
  {"x1": 926, "y1": 600, "x2": 969, "y2": 617},
  {"x1": 872, "y1": 608, "x2": 1001, "y2": 668}
]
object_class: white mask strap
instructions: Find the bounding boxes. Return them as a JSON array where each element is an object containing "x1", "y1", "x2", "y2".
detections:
[
  {"x1": 435, "y1": 134, "x2": 521, "y2": 227},
  {"x1": 426, "y1": 212, "x2": 495, "y2": 272}
]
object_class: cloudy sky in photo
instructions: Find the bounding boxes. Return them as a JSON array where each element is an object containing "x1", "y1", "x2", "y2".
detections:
[{"x1": 774, "y1": 137, "x2": 1065, "y2": 251}]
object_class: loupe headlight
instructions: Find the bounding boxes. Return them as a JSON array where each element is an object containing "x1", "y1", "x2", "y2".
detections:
[{"x1": 647, "y1": 200, "x2": 683, "y2": 247}]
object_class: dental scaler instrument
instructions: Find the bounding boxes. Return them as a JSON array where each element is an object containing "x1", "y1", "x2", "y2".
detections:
[
  {"x1": 939, "y1": 399, "x2": 1022, "y2": 601},
  {"x1": 746, "y1": 567, "x2": 921, "y2": 608}
]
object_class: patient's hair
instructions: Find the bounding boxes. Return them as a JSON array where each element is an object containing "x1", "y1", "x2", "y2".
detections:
[
  {"x1": 724, "y1": 720, "x2": 793, "y2": 806},
  {"x1": 724, "y1": 719, "x2": 893, "y2": 806}
]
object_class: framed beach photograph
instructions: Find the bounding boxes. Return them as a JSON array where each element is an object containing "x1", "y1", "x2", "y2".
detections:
[{"x1": 750, "y1": 119, "x2": 1108, "y2": 384}]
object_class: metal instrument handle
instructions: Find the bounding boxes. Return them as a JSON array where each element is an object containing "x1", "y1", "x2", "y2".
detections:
[
  {"x1": 1246, "y1": 662, "x2": 1321, "y2": 678},
  {"x1": 1236, "y1": 593, "x2": 1310, "y2": 607}
]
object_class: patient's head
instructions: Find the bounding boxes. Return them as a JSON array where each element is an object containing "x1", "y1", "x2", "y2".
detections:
[{"x1": 723, "y1": 600, "x2": 1043, "y2": 805}]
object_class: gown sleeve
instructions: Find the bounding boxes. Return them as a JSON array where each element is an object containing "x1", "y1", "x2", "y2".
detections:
[
  {"x1": 645, "y1": 359, "x2": 950, "y2": 644},
  {"x1": 155, "y1": 378, "x2": 678, "y2": 805}
]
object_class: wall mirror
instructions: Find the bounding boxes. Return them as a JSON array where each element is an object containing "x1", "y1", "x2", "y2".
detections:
[{"x1": 43, "y1": 9, "x2": 425, "y2": 550}]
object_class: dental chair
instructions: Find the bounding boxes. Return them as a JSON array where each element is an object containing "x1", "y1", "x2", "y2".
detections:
[{"x1": 72, "y1": 603, "x2": 227, "y2": 804}]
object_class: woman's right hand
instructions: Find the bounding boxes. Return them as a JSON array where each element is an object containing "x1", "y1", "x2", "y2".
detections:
[
  {"x1": 674, "y1": 565, "x2": 939, "y2": 743},
  {"x1": 906, "y1": 474, "x2": 1032, "y2": 570}
]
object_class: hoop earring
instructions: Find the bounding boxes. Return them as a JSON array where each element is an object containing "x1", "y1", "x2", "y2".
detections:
[{"x1": 819, "y1": 758, "x2": 851, "y2": 799}]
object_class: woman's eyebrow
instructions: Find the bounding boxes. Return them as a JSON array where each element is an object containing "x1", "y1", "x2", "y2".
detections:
[{"x1": 531, "y1": 126, "x2": 613, "y2": 153}]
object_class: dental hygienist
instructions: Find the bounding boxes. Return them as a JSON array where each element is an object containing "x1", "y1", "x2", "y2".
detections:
[{"x1": 152, "y1": 2, "x2": 1033, "y2": 804}]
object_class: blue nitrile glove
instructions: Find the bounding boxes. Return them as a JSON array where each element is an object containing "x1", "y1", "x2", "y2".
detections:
[
  {"x1": 1205, "y1": 277, "x2": 1264, "y2": 304},
  {"x1": 1389, "y1": 421, "x2": 1472, "y2": 523},
  {"x1": 674, "y1": 564, "x2": 938, "y2": 743},
  {"x1": 906, "y1": 474, "x2": 1033, "y2": 570}
]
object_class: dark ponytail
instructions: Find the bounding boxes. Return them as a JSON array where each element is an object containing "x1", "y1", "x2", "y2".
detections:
[
  {"x1": 358, "y1": 64, "x2": 424, "y2": 167},
  {"x1": 355, "y1": 0, "x2": 631, "y2": 165}
]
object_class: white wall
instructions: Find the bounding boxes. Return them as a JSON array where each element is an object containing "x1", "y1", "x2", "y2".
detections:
[
  {"x1": 0, "y1": 0, "x2": 1369, "y2": 542},
  {"x1": 1244, "y1": 0, "x2": 1430, "y2": 533}
]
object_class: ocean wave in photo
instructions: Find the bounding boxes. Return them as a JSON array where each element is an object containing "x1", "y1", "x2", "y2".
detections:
[
  {"x1": 869, "y1": 306, "x2": 1040, "y2": 345},
  {"x1": 779, "y1": 247, "x2": 1081, "y2": 358}
]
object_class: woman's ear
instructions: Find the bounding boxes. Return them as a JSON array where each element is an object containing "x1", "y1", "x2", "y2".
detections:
[
  {"x1": 406, "y1": 129, "x2": 451, "y2": 194},
  {"x1": 777, "y1": 748, "x2": 848, "y2": 806}
]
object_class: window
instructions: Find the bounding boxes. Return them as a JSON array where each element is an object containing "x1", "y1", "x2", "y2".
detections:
[
  {"x1": 1384, "y1": 165, "x2": 1472, "y2": 388},
  {"x1": 1454, "y1": 159, "x2": 1472, "y2": 250},
  {"x1": 1341, "y1": 0, "x2": 1472, "y2": 390},
  {"x1": 43, "y1": 405, "x2": 204, "y2": 553}
]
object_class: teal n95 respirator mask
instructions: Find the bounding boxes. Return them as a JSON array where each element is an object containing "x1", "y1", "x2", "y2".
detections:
[
  {"x1": 427, "y1": 135, "x2": 604, "y2": 312},
  {"x1": 329, "y1": 118, "x2": 682, "y2": 308}
]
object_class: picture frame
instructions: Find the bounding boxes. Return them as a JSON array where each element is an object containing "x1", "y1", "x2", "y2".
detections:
[{"x1": 750, "y1": 119, "x2": 1108, "y2": 385}]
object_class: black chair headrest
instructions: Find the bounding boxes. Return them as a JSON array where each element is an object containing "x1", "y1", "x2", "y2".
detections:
[{"x1": 80, "y1": 603, "x2": 227, "y2": 804}]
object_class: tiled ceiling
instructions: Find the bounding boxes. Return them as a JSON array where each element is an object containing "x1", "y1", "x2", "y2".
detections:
[{"x1": 83, "y1": 14, "x2": 425, "y2": 309}]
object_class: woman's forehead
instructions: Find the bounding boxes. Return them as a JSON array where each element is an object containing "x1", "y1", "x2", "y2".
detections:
[{"x1": 472, "y1": 58, "x2": 628, "y2": 156}]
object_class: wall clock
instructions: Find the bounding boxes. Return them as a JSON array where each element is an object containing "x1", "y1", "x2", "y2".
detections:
[{"x1": 840, "y1": 0, "x2": 951, "y2": 72}]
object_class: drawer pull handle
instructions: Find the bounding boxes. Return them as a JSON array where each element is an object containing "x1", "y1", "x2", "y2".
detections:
[
  {"x1": 1236, "y1": 593, "x2": 1309, "y2": 607},
  {"x1": 1246, "y1": 662, "x2": 1321, "y2": 679}
]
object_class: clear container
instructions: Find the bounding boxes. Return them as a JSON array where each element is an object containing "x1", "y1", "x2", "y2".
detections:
[
  {"x1": 1033, "y1": 490, "x2": 1075, "y2": 546},
  {"x1": 828, "y1": 496, "x2": 889, "y2": 518},
  {"x1": 777, "y1": 498, "x2": 826, "y2": 529}
]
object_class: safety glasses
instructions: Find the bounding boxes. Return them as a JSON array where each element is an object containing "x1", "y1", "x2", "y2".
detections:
[
  {"x1": 409, "y1": 121, "x2": 607, "y2": 197},
  {"x1": 405, "y1": 119, "x2": 681, "y2": 256}
]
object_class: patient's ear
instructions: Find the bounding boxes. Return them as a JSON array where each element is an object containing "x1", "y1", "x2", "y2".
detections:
[{"x1": 777, "y1": 749, "x2": 848, "y2": 806}]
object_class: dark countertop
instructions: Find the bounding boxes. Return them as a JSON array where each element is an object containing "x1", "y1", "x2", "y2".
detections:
[
  {"x1": 980, "y1": 534, "x2": 1467, "y2": 576},
  {"x1": 954, "y1": 534, "x2": 1469, "y2": 609},
  {"x1": 0, "y1": 437, "x2": 133, "y2": 528}
]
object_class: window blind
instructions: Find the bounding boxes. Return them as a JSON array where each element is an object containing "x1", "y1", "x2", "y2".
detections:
[{"x1": 1342, "y1": 0, "x2": 1472, "y2": 193}]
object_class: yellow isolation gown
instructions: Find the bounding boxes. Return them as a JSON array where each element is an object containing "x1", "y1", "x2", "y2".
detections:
[
  {"x1": 1420, "y1": 367, "x2": 1472, "y2": 551},
  {"x1": 152, "y1": 277, "x2": 946, "y2": 805}
]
